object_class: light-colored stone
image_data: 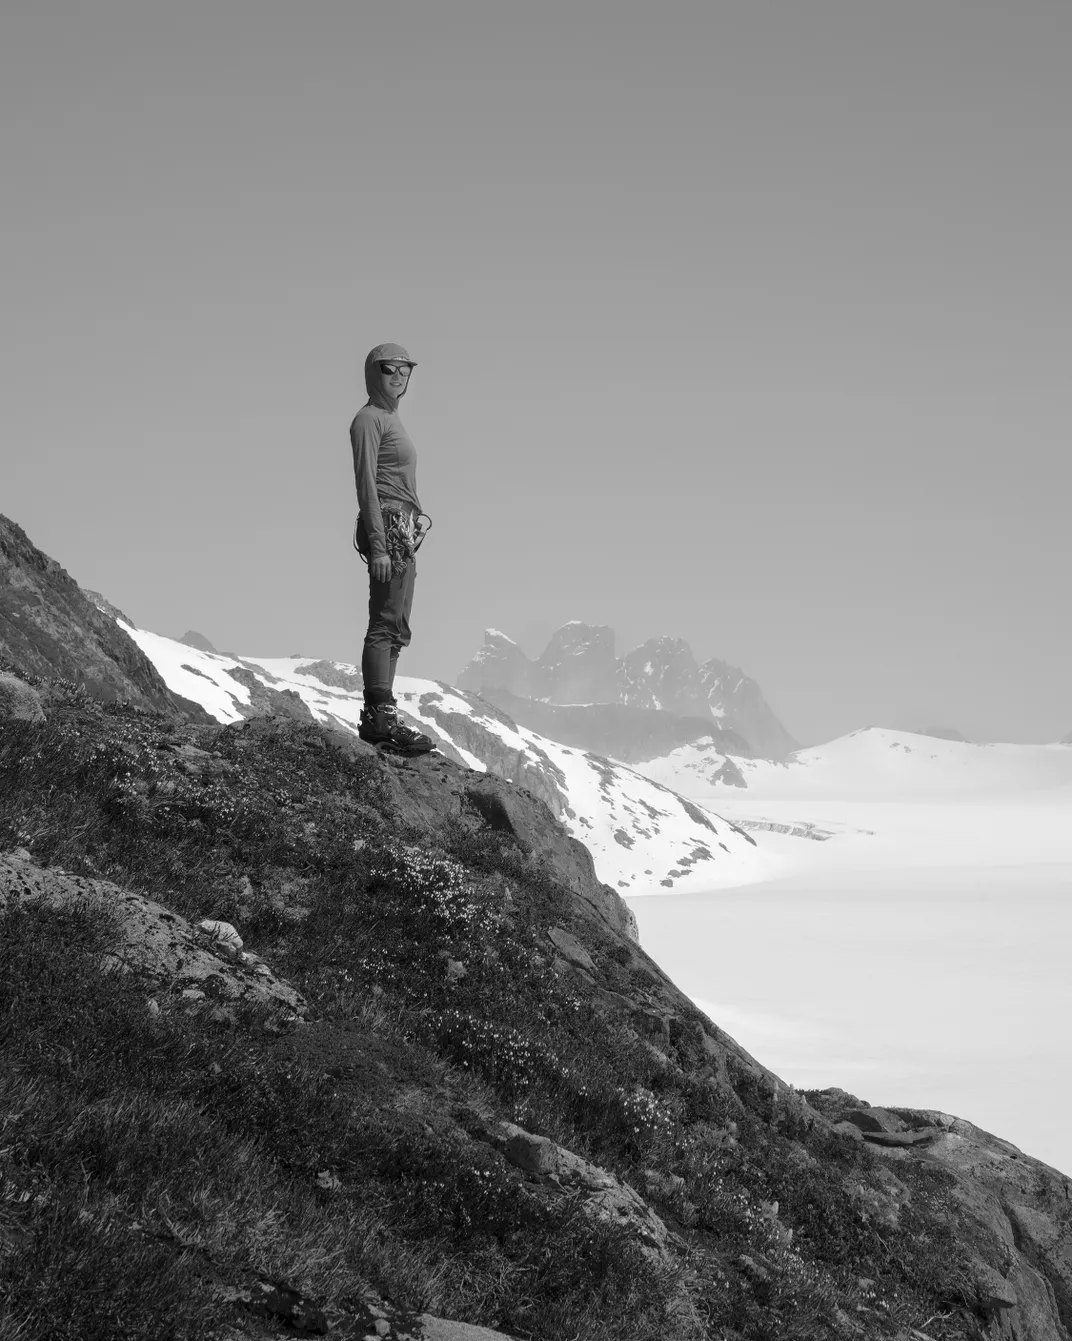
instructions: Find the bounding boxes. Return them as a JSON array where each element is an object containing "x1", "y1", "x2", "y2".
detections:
[
  {"x1": 547, "y1": 924, "x2": 594, "y2": 970},
  {"x1": 415, "y1": 1316, "x2": 518, "y2": 1340},
  {"x1": 974, "y1": 1262, "x2": 1017, "y2": 1311},
  {"x1": 197, "y1": 918, "x2": 244, "y2": 951}
]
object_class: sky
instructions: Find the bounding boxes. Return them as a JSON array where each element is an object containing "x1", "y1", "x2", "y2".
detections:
[{"x1": 2, "y1": 1, "x2": 1070, "y2": 747}]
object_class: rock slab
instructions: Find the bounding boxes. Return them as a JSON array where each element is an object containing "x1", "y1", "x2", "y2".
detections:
[{"x1": 0, "y1": 850, "x2": 305, "y2": 1017}]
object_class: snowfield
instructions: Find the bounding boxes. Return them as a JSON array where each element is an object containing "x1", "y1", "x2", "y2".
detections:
[
  {"x1": 629, "y1": 725, "x2": 1072, "y2": 1178},
  {"x1": 637, "y1": 725, "x2": 1072, "y2": 802}
]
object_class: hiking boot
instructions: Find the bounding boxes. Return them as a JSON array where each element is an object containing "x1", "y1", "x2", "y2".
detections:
[{"x1": 358, "y1": 703, "x2": 434, "y2": 755}]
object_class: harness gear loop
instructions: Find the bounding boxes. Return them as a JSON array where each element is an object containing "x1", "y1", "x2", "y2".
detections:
[{"x1": 353, "y1": 510, "x2": 433, "y2": 570}]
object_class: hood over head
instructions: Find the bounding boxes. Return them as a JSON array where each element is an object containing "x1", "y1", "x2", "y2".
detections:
[{"x1": 365, "y1": 342, "x2": 417, "y2": 412}]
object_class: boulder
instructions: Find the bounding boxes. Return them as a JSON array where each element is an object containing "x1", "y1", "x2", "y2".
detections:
[
  {"x1": 496, "y1": 1122, "x2": 673, "y2": 1265},
  {"x1": 0, "y1": 672, "x2": 45, "y2": 723},
  {"x1": 547, "y1": 924, "x2": 595, "y2": 971}
]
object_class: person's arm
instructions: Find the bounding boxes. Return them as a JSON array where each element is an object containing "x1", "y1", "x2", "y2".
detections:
[{"x1": 350, "y1": 411, "x2": 387, "y2": 561}]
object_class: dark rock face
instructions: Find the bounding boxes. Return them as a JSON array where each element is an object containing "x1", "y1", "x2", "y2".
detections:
[
  {"x1": 180, "y1": 630, "x2": 218, "y2": 654},
  {"x1": 617, "y1": 637, "x2": 709, "y2": 717},
  {"x1": 708, "y1": 756, "x2": 747, "y2": 788},
  {"x1": 459, "y1": 624, "x2": 619, "y2": 705},
  {"x1": 459, "y1": 624, "x2": 799, "y2": 760},
  {"x1": 294, "y1": 660, "x2": 364, "y2": 692},
  {"x1": 225, "y1": 666, "x2": 315, "y2": 723},
  {"x1": 0, "y1": 515, "x2": 209, "y2": 722},
  {"x1": 458, "y1": 629, "x2": 535, "y2": 699},
  {"x1": 478, "y1": 688, "x2": 750, "y2": 764},
  {"x1": 699, "y1": 658, "x2": 800, "y2": 761},
  {"x1": 1062, "y1": 730, "x2": 1072, "y2": 746},
  {"x1": 536, "y1": 622, "x2": 617, "y2": 703}
]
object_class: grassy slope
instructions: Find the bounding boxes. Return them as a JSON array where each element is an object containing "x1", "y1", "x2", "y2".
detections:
[{"x1": 0, "y1": 681, "x2": 981, "y2": 1341}]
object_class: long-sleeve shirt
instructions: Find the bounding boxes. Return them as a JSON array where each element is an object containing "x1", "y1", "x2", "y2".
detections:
[{"x1": 350, "y1": 405, "x2": 421, "y2": 561}]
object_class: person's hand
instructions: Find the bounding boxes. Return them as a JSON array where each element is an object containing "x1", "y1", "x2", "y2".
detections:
[{"x1": 370, "y1": 555, "x2": 392, "y2": 582}]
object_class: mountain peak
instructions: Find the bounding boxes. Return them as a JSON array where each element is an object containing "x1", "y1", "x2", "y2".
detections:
[
  {"x1": 0, "y1": 515, "x2": 208, "y2": 722},
  {"x1": 82, "y1": 588, "x2": 136, "y2": 627},
  {"x1": 458, "y1": 622, "x2": 798, "y2": 759},
  {"x1": 180, "y1": 630, "x2": 219, "y2": 655}
]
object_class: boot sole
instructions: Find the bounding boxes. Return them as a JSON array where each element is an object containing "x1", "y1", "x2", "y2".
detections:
[
  {"x1": 376, "y1": 740, "x2": 435, "y2": 756},
  {"x1": 359, "y1": 731, "x2": 435, "y2": 755}
]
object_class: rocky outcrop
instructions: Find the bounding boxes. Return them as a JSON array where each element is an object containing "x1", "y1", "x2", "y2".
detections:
[
  {"x1": 0, "y1": 849, "x2": 306, "y2": 1020},
  {"x1": 0, "y1": 672, "x2": 45, "y2": 724},
  {"x1": 82, "y1": 588, "x2": 136, "y2": 626},
  {"x1": 458, "y1": 623, "x2": 798, "y2": 760},
  {"x1": 295, "y1": 659, "x2": 364, "y2": 692},
  {"x1": 493, "y1": 1121, "x2": 674, "y2": 1266},
  {"x1": 0, "y1": 516, "x2": 209, "y2": 722},
  {"x1": 416, "y1": 687, "x2": 570, "y2": 819},
  {"x1": 224, "y1": 665, "x2": 315, "y2": 723},
  {"x1": 320, "y1": 724, "x2": 638, "y2": 943},
  {"x1": 809, "y1": 1089, "x2": 1072, "y2": 1341}
]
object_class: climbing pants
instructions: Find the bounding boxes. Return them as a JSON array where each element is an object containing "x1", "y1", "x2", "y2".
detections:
[{"x1": 361, "y1": 558, "x2": 416, "y2": 706}]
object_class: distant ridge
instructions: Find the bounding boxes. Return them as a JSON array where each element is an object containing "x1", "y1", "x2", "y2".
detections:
[
  {"x1": 458, "y1": 623, "x2": 798, "y2": 760},
  {"x1": 0, "y1": 515, "x2": 210, "y2": 722},
  {"x1": 180, "y1": 630, "x2": 218, "y2": 654},
  {"x1": 919, "y1": 726, "x2": 969, "y2": 742}
]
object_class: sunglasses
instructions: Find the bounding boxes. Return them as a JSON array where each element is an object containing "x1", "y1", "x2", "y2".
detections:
[{"x1": 380, "y1": 363, "x2": 412, "y2": 377}]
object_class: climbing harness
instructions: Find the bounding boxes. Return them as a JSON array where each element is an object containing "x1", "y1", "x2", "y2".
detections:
[{"x1": 353, "y1": 508, "x2": 432, "y2": 576}]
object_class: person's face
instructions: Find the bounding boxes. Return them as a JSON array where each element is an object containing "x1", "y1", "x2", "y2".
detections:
[{"x1": 380, "y1": 362, "x2": 412, "y2": 397}]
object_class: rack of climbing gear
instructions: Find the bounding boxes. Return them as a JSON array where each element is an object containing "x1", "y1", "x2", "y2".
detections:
[{"x1": 353, "y1": 510, "x2": 433, "y2": 574}]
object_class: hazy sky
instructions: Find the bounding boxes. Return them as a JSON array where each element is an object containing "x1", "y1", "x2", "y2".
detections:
[{"x1": 3, "y1": 2, "x2": 1070, "y2": 746}]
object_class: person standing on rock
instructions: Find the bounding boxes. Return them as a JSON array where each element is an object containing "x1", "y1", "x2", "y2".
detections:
[{"x1": 351, "y1": 342, "x2": 434, "y2": 755}]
